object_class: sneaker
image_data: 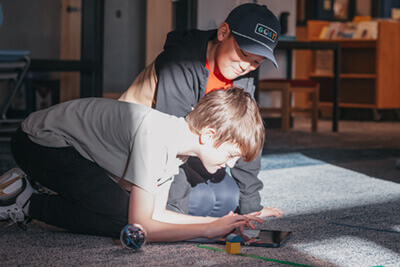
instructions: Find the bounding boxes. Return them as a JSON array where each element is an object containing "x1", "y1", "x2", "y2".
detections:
[{"x1": 0, "y1": 168, "x2": 33, "y2": 227}]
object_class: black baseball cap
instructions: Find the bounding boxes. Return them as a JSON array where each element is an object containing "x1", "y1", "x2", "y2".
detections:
[{"x1": 225, "y1": 3, "x2": 280, "y2": 68}]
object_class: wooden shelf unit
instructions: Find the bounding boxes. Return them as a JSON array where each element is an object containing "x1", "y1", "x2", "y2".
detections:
[
  {"x1": 307, "y1": 20, "x2": 400, "y2": 109},
  {"x1": 309, "y1": 73, "x2": 377, "y2": 79}
]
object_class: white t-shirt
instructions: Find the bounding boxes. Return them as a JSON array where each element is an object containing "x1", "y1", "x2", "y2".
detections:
[{"x1": 22, "y1": 98, "x2": 187, "y2": 195}]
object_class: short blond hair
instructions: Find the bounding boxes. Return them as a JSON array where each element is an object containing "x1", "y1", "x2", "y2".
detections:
[{"x1": 186, "y1": 87, "x2": 265, "y2": 162}]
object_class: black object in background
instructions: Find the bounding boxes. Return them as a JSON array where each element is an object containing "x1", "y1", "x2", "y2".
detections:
[
  {"x1": 280, "y1": 12, "x2": 290, "y2": 35},
  {"x1": 216, "y1": 230, "x2": 292, "y2": 248}
]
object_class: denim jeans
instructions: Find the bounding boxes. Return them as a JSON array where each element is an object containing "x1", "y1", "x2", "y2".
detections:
[
  {"x1": 188, "y1": 173, "x2": 240, "y2": 217},
  {"x1": 11, "y1": 128, "x2": 129, "y2": 238}
]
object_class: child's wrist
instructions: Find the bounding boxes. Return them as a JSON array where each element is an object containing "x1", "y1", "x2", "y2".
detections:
[{"x1": 202, "y1": 223, "x2": 214, "y2": 239}]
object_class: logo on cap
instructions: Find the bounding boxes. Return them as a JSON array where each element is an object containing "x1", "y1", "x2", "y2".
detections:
[{"x1": 254, "y1": 23, "x2": 277, "y2": 42}]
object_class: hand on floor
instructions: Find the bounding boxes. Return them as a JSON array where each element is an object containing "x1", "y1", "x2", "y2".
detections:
[{"x1": 248, "y1": 206, "x2": 283, "y2": 219}]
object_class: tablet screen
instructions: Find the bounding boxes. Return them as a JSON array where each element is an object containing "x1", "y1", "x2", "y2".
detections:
[
  {"x1": 243, "y1": 230, "x2": 292, "y2": 247},
  {"x1": 216, "y1": 230, "x2": 292, "y2": 248}
]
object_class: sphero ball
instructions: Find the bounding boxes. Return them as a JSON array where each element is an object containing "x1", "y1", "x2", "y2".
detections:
[{"x1": 120, "y1": 224, "x2": 147, "y2": 251}]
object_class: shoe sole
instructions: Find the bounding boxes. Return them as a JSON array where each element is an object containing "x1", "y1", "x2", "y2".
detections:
[
  {"x1": 0, "y1": 174, "x2": 25, "y2": 195},
  {"x1": 0, "y1": 174, "x2": 27, "y2": 206},
  {"x1": 0, "y1": 168, "x2": 33, "y2": 223}
]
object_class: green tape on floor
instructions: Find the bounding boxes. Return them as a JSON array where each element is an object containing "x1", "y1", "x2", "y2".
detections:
[{"x1": 196, "y1": 244, "x2": 313, "y2": 267}]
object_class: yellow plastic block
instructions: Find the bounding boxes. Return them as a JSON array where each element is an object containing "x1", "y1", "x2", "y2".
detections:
[{"x1": 226, "y1": 241, "x2": 240, "y2": 254}]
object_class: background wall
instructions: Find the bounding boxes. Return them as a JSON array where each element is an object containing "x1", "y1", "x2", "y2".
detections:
[
  {"x1": 0, "y1": 0, "x2": 146, "y2": 95},
  {"x1": 257, "y1": 0, "x2": 296, "y2": 80},
  {"x1": 103, "y1": 0, "x2": 146, "y2": 94},
  {"x1": 0, "y1": 0, "x2": 61, "y2": 59},
  {"x1": 356, "y1": 0, "x2": 371, "y2": 15}
]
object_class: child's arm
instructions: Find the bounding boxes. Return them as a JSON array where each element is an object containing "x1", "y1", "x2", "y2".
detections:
[
  {"x1": 129, "y1": 183, "x2": 249, "y2": 243},
  {"x1": 247, "y1": 206, "x2": 283, "y2": 219},
  {"x1": 150, "y1": 179, "x2": 263, "y2": 226}
]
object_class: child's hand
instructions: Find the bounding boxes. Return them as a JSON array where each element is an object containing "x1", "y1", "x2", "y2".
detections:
[
  {"x1": 239, "y1": 213, "x2": 263, "y2": 231},
  {"x1": 236, "y1": 207, "x2": 283, "y2": 230},
  {"x1": 246, "y1": 206, "x2": 283, "y2": 220},
  {"x1": 205, "y1": 211, "x2": 248, "y2": 239}
]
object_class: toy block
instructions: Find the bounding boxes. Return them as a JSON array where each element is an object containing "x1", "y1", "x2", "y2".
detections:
[
  {"x1": 225, "y1": 234, "x2": 243, "y2": 254},
  {"x1": 226, "y1": 234, "x2": 243, "y2": 243},
  {"x1": 226, "y1": 241, "x2": 240, "y2": 254}
]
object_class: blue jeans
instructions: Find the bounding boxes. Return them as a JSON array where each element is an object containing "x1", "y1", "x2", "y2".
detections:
[{"x1": 188, "y1": 172, "x2": 240, "y2": 217}]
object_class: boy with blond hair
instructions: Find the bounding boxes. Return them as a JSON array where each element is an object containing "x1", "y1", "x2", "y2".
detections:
[{"x1": 0, "y1": 88, "x2": 281, "y2": 241}]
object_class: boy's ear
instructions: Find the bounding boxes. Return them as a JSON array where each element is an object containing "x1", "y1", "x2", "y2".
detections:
[
  {"x1": 217, "y1": 22, "x2": 230, "y2": 41},
  {"x1": 199, "y1": 127, "x2": 216, "y2": 145}
]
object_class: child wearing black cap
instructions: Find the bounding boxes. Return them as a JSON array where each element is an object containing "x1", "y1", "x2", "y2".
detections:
[{"x1": 119, "y1": 4, "x2": 282, "y2": 220}]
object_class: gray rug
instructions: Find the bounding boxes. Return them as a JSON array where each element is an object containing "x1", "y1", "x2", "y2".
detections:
[
  {"x1": 257, "y1": 153, "x2": 400, "y2": 266},
  {"x1": 1, "y1": 152, "x2": 400, "y2": 266}
]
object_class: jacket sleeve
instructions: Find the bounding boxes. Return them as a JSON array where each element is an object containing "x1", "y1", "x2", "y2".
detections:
[
  {"x1": 166, "y1": 168, "x2": 191, "y2": 214},
  {"x1": 230, "y1": 151, "x2": 264, "y2": 214},
  {"x1": 154, "y1": 49, "x2": 201, "y2": 118},
  {"x1": 230, "y1": 73, "x2": 264, "y2": 214}
]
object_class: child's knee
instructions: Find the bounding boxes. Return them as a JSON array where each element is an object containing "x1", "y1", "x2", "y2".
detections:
[
  {"x1": 213, "y1": 174, "x2": 240, "y2": 205},
  {"x1": 188, "y1": 183, "x2": 216, "y2": 216}
]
